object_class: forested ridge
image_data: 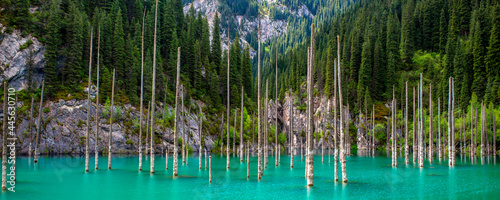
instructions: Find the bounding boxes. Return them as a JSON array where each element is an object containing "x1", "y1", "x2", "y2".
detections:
[{"x1": 260, "y1": 0, "x2": 500, "y2": 116}]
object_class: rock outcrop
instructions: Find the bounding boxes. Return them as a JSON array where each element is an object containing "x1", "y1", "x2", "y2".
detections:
[{"x1": 0, "y1": 23, "x2": 45, "y2": 90}]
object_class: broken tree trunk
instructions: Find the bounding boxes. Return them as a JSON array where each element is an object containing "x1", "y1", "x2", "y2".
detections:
[
  {"x1": 34, "y1": 81, "x2": 44, "y2": 164},
  {"x1": 405, "y1": 82, "x2": 409, "y2": 164},
  {"x1": 429, "y1": 84, "x2": 433, "y2": 163},
  {"x1": 241, "y1": 86, "x2": 244, "y2": 163},
  {"x1": 226, "y1": 25, "x2": 231, "y2": 170},
  {"x1": 306, "y1": 24, "x2": 315, "y2": 186},
  {"x1": 337, "y1": 35, "x2": 347, "y2": 183},
  {"x1": 257, "y1": 14, "x2": 262, "y2": 179}
]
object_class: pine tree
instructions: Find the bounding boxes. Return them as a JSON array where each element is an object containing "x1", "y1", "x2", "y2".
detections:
[
  {"x1": 64, "y1": 1, "x2": 85, "y2": 91},
  {"x1": 112, "y1": 4, "x2": 126, "y2": 89},
  {"x1": 400, "y1": 1, "x2": 414, "y2": 67},
  {"x1": 211, "y1": 12, "x2": 222, "y2": 71},
  {"x1": 44, "y1": 0, "x2": 61, "y2": 96},
  {"x1": 386, "y1": 11, "x2": 400, "y2": 98},
  {"x1": 471, "y1": 9, "x2": 487, "y2": 100},
  {"x1": 324, "y1": 42, "x2": 334, "y2": 97},
  {"x1": 358, "y1": 22, "x2": 373, "y2": 111},
  {"x1": 485, "y1": 5, "x2": 500, "y2": 104},
  {"x1": 242, "y1": 46, "x2": 253, "y2": 99}
]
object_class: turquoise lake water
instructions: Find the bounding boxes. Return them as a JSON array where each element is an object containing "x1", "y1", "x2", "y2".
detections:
[{"x1": 2, "y1": 151, "x2": 499, "y2": 200}]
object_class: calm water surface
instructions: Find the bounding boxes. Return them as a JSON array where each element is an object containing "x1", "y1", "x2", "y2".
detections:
[{"x1": 3, "y1": 151, "x2": 499, "y2": 200}]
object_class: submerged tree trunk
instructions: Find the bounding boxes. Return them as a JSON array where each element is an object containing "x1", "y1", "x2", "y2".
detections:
[
  {"x1": 275, "y1": 49, "x2": 279, "y2": 167},
  {"x1": 265, "y1": 79, "x2": 269, "y2": 168},
  {"x1": 429, "y1": 84, "x2": 433, "y2": 163},
  {"x1": 108, "y1": 69, "x2": 116, "y2": 170},
  {"x1": 290, "y1": 94, "x2": 294, "y2": 168},
  {"x1": 146, "y1": 102, "x2": 150, "y2": 156},
  {"x1": 95, "y1": 26, "x2": 101, "y2": 170},
  {"x1": 405, "y1": 82, "x2": 409, "y2": 164},
  {"x1": 29, "y1": 95, "x2": 34, "y2": 159},
  {"x1": 241, "y1": 86, "x2": 244, "y2": 163},
  {"x1": 150, "y1": 0, "x2": 158, "y2": 174},
  {"x1": 257, "y1": 15, "x2": 262, "y2": 179},
  {"x1": 306, "y1": 25, "x2": 315, "y2": 186},
  {"x1": 438, "y1": 98, "x2": 442, "y2": 160},
  {"x1": 451, "y1": 78, "x2": 455, "y2": 166},
  {"x1": 2, "y1": 82, "x2": 7, "y2": 190},
  {"x1": 226, "y1": 26, "x2": 231, "y2": 170},
  {"x1": 419, "y1": 73, "x2": 423, "y2": 168},
  {"x1": 392, "y1": 86, "x2": 396, "y2": 167},
  {"x1": 85, "y1": 28, "x2": 93, "y2": 173},
  {"x1": 139, "y1": 8, "x2": 146, "y2": 172},
  {"x1": 34, "y1": 81, "x2": 44, "y2": 164},
  {"x1": 334, "y1": 59, "x2": 338, "y2": 181},
  {"x1": 220, "y1": 112, "x2": 224, "y2": 155},
  {"x1": 173, "y1": 47, "x2": 181, "y2": 176},
  {"x1": 199, "y1": 105, "x2": 203, "y2": 170},
  {"x1": 481, "y1": 102, "x2": 485, "y2": 157}
]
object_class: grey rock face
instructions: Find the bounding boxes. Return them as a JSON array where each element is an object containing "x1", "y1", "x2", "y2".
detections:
[{"x1": 0, "y1": 23, "x2": 45, "y2": 90}]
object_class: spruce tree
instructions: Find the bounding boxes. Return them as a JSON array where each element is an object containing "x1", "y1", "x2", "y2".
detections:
[
  {"x1": 64, "y1": 1, "x2": 84, "y2": 91},
  {"x1": 44, "y1": 0, "x2": 61, "y2": 96},
  {"x1": 112, "y1": 6, "x2": 126, "y2": 89},
  {"x1": 485, "y1": 5, "x2": 500, "y2": 103},
  {"x1": 211, "y1": 13, "x2": 222, "y2": 71}
]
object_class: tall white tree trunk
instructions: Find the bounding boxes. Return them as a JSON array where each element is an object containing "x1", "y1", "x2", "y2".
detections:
[
  {"x1": 290, "y1": 94, "x2": 294, "y2": 168},
  {"x1": 234, "y1": 109, "x2": 237, "y2": 158},
  {"x1": 139, "y1": 8, "x2": 146, "y2": 172},
  {"x1": 2, "y1": 82, "x2": 7, "y2": 190},
  {"x1": 392, "y1": 86, "x2": 396, "y2": 167},
  {"x1": 199, "y1": 105, "x2": 203, "y2": 170},
  {"x1": 481, "y1": 102, "x2": 485, "y2": 157},
  {"x1": 413, "y1": 87, "x2": 417, "y2": 163},
  {"x1": 275, "y1": 50, "x2": 279, "y2": 167},
  {"x1": 405, "y1": 82, "x2": 409, "y2": 164},
  {"x1": 429, "y1": 84, "x2": 433, "y2": 163},
  {"x1": 95, "y1": 27, "x2": 101, "y2": 170},
  {"x1": 85, "y1": 28, "x2": 93, "y2": 173},
  {"x1": 226, "y1": 26, "x2": 231, "y2": 170},
  {"x1": 34, "y1": 81, "x2": 44, "y2": 164},
  {"x1": 334, "y1": 59, "x2": 338, "y2": 181},
  {"x1": 257, "y1": 14, "x2": 262, "y2": 179},
  {"x1": 150, "y1": 0, "x2": 158, "y2": 173},
  {"x1": 108, "y1": 69, "x2": 115, "y2": 170},
  {"x1": 173, "y1": 47, "x2": 181, "y2": 176},
  {"x1": 29, "y1": 96, "x2": 34, "y2": 159},
  {"x1": 306, "y1": 25, "x2": 315, "y2": 186},
  {"x1": 419, "y1": 73, "x2": 423, "y2": 168},
  {"x1": 265, "y1": 79, "x2": 269, "y2": 168},
  {"x1": 240, "y1": 86, "x2": 244, "y2": 163}
]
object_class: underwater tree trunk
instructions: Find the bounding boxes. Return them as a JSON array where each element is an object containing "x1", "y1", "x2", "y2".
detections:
[
  {"x1": 337, "y1": 35, "x2": 347, "y2": 183},
  {"x1": 173, "y1": 47, "x2": 181, "y2": 176},
  {"x1": 451, "y1": 78, "x2": 455, "y2": 166},
  {"x1": 139, "y1": 8, "x2": 146, "y2": 172},
  {"x1": 95, "y1": 26, "x2": 101, "y2": 170},
  {"x1": 448, "y1": 77, "x2": 452, "y2": 165},
  {"x1": 275, "y1": 49, "x2": 279, "y2": 167},
  {"x1": 108, "y1": 69, "x2": 115, "y2": 170},
  {"x1": 85, "y1": 28, "x2": 93, "y2": 173},
  {"x1": 306, "y1": 25, "x2": 315, "y2": 186},
  {"x1": 209, "y1": 156, "x2": 212, "y2": 183}
]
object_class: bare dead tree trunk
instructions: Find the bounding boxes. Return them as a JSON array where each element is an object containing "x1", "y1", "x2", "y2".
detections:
[
  {"x1": 146, "y1": 102, "x2": 150, "y2": 156},
  {"x1": 34, "y1": 81, "x2": 44, "y2": 164},
  {"x1": 290, "y1": 93, "x2": 294, "y2": 168},
  {"x1": 494, "y1": 108, "x2": 496, "y2": 156},
  {"x1": 29, "y1": 95, "x2": 34, "y2": 159},
  {"x1": 265, "y1": 79, "x2": 269, "y2": 168},
  {"x1": 439, "y1": 97, "x2": 442, "y2": 160},
  {"x1": 173, "y1": 47, "x2": 181, "y2": 176},
  {"x1": 108, "y1": 69, "x2": 115, "y2": 170},
  {"x1": 234, "y1": 108, "x2": 237, "y2": 158},
  {"x1": 181, "y1": 87, "x2": 185, "y2": 164},
  {"x1": 220, "y1": 112, "x2": 224, "y2": 155},
  {"x1": 419, "y1": 73, "x2": 423, "y2": 168},
  {"x1": 429, "y1": 84, "x2": 433, "y2": 163},
  {"x1": 413, "y1": 87, "x2": 416, "y2": 163},
  {"x1": 2, "y1": 82, "x2": 7, "y2": 190},
  {"x1": 95, "y1": 26, "x2": 101, "y2": 170},
  {"x1": 448, "y1": 77, "x2": 452, "y2": 165},
  {"x1": 481, "y1": 101, "x2": 485, "y2": 157},
  {"x1": 199, "y1": 105, "x2": 203, "y2": 170},
  {"x1": 209, "y1": 156, "x2": 212, "y2": 183},
  {"x1": 226, "y1": 25, "x2": 231, "y2": 170},
  {"x1": 85, "y1": 28, "x2": 93, "y2": 173},
  {"x1": 405, "y1": 82, "x2": 409, "y2": 164},
  {"x1": 275, "y1": 49, "x2": 279, "y2": 167},
  {"x1": 392, "y1": 86, "x2": 396, "y2": 167},
  {"x1": 334, "y1": 59, "x2": 338, "y2": 181},
  {"x1": 337, "y1": 35, "x2": 347, "y2": 183},
  {"x1": 451, "y1": 78, "x2": 455, "y2": 166},
  {"x1": 306, "y1": 24, "x2": 315, "y2": 186},
  {"x1": 149, "y1": 0, "x2": 158, "y2": 173},
  {"x1": 257, "y1": 14, "x2": 262, "y2": 179},
  {"x1": 241, "y1": 86, "x2": 244, "y2": 163},
  {"x1": 139, "y1": 8, "x2": 146, "y2": 172}
]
